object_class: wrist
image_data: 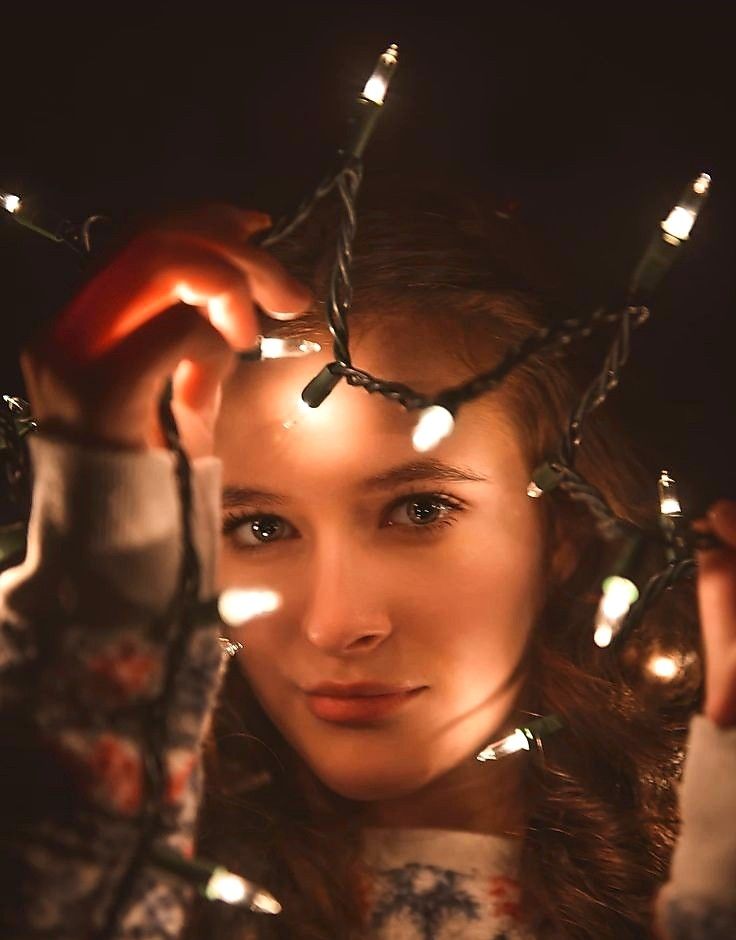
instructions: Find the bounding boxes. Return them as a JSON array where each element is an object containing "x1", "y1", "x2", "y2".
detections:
[{"x1": 703, "y1": 692, "x2": 736, "y2": 728}]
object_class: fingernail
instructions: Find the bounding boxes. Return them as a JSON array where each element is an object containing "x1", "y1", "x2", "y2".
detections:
[{"x1": 261, "y1": 308, "x2": 299, "y2": 321}]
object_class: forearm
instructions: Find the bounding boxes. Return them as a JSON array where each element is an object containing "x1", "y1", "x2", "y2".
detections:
[{"x1": 0, "y1": 435, "x2": 224, "y2": 939}]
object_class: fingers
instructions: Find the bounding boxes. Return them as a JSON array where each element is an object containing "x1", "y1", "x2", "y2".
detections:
[
  {"x1": 21, "y1": 204, "x2": 313, "y2": 455},
  {"x1": 49, "y1": 205, "x2": 312, "y2": 366},
  {"x1": 172, "y1": 356, "x2": 229, "y2": 417},
  {"x1": 155, "y1": 205, "x2": 314, "y2": 320},
  {"x1": 174, "y1": 276, "x2": 257, "y2": 350},
  {"x1": 705, "y1": 500, "x2": 736, "y2": 549},
  {"x1": 696, "y1": 500, "x2": 736, "y2": 726},
  {"x1": 697, "y1": 501, "x2": 736, "y2": 642},
  {"x1": 49, "y1": 240, "x2": 255, "y2": 365}
]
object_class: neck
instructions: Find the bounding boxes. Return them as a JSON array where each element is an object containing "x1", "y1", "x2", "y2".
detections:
[{"x1": 361, "y1": 751, "x2": 527, "y2": 838}]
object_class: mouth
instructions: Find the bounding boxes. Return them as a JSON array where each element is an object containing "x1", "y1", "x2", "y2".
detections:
[{"x1": 303, "y1": 683, "x2": 427, "y2": 724}]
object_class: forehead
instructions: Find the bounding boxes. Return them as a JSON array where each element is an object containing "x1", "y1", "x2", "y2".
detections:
[{"x1": 215, "y1": 328, "x2": 527, "y2": 489}]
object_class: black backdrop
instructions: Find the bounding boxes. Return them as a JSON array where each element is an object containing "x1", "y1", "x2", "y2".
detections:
[{"x1": 1, "y1": 2, "x2": 733, "y2": 510}]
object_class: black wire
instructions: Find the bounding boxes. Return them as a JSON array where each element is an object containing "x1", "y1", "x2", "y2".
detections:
[
  {"x1": 96, "y1": 383, "x2": 204, "y2": 939},
  {"x1": 620, "y1": 559, "x2": 697, "y2": 638},
  {"x1": 560, "y1": 306, "x2": 649, "y2": 465}
]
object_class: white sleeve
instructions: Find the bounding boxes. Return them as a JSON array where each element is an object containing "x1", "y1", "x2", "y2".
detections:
[{"x1": 656, "y1": 715, "x2": 736, "y2": 939}]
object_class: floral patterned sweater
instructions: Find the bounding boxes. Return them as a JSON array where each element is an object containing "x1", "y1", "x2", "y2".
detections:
[{"x1": 1, "y1": 435, "x2": 735, "y2": 939}]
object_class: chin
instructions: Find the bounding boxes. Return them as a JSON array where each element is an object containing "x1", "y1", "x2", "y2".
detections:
[
  {"x1": 317, "y1": 767, "x2": 430, "y2": 802},
  {"x1": 306, "y1": 747, "x2": 448, "y2": 802}
]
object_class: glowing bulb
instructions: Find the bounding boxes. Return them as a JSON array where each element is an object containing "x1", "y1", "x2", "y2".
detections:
[
  {"x1": 1, "y1": 192, "x2": 21, "y2": 213},
  {"x1": 593, "y1": 575, "x2": 639, "y2": 647},
  {"x1": 476, "y1": 728, "x2": 531, "y2": 762},
  {"x1": 594, "y1": 624, "x2": 614, "y2": 649},
  {"x1": 217, "y1": 589, "x2": 280, "y2": 628},
  {"x1": 204, "y1": 868, "x2": 282, "y2": 913},
  {"x1": 647, "y1": 654, "x2": 679, "y2": 680},
  {"x1": 526, "y1": 463, "x2": 564, "y2": 499},
  {"x1": 206, "y1": 868, "x2": 247, "y2": 904},
  {"x1": 600, "y1": 576, "x2": 639, "y2": 620},
  {"x1": 361, "y1": 43, "x2": 399, "y2": 105},
  {"x1": 258, "y1": 337, "x2": 322, "y2": 359},
  {"x1": 692, "y1": 173, "x2": 711, "y2": 195},
  {"x1": 250, "y1": 889, "x2": 283, "y2": 915},
  {"x1": 412, "y1": 405, "x2": 455, "y2": 453},
  {"x1": 660, "y1": 172, "x2": 711, "y2": 245},
  {"x1": 218, "y1": 637, "x2": 243, "y2": 657},
  {"x1": 661, "y1": 207, "x2": 696, "y2": 243},
  {"x1": 282, "y1": 394, "x2": 315, "y2": 430},
  {"x1": 657, "y1": 470, "x2": 682, "y2": 516}
]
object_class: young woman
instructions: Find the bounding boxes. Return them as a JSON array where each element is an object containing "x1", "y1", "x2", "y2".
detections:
[{"x1": 2, "y1": 185, "x2": 735, "y2": 940}]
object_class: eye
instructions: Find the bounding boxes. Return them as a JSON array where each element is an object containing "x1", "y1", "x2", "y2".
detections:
[
  {"x1": 222, "y1": 492, "x2": 467, "y2": 551},
  {"x1": 222, "y1": 512, "x2": 296, "y2": 549},
  {"x1": 384, "y1": 492, "x2": 465, "y2": 532}
]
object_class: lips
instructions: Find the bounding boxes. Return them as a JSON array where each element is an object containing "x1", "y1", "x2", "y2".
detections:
[{"x1": 303, "y1": 682, "x2": 426, "y2": 724}]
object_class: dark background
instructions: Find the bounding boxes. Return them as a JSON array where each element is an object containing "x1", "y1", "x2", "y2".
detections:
[{"x1": 1, "y1": 2, "x2": 733, "y2": 511}]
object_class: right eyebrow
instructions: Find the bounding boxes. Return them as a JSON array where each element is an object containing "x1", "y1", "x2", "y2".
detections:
[{"x1": 221, "y1": 485, "x2": 289, "y2": 509}]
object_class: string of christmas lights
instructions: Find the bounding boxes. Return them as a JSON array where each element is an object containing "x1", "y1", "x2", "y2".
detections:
[
  {"x1": 476, "y1": 714, "x2": 564, "y2": 763},
  {"x1": 0, "y1": 39, "x2": 724, "y2": 879},
  {"x1": 150, "y1": 845, "x2": 281, "y2": 914},
  {"x1": 0, "y1": 187, "x2": 108, "y2": 255}
]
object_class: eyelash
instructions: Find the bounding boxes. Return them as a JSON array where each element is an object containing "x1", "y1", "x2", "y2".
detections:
[{"x1": 221, "y1": 491, "x2": 467, "y2": 551}]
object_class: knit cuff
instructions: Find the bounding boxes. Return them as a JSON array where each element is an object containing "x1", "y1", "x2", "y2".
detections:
[
  {"x1": 18, "y1": 435, "x2": 221, "y2": 615},
  {"x1": 656, "y1": 715, "x2": 736, "y2": 932}
]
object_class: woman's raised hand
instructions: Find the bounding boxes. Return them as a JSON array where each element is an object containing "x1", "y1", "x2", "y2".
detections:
[
  {"x1": 697, "y1": 500, "x2": 736, "y2": 727},
  {"x1": 20, "y1": 205, "x2": 312, "y2": 457}
]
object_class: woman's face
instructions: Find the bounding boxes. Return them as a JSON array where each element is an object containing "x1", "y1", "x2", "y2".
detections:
[{"x1": 215, "y1": 331, "x2": 547, "y2": 802}]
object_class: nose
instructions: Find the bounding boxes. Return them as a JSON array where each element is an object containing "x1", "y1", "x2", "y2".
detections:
[{"x1": 299, "y1": 542, "x2": 393, "y2": 656}]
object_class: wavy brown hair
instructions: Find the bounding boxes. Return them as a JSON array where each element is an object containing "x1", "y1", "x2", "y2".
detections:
[{"x1": 185, "y1": 178, "x2": 702, "y2": 939}]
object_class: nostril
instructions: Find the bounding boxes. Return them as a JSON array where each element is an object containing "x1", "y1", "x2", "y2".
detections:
[{"x1": 348, "y1": 633, "x2": 383, "y2": 650}]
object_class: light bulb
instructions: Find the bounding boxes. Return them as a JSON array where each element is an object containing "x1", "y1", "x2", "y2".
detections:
[
  {"x1": 217, "y1": 588, "x2": 280, "y2": 628},
  {"x1": 692, "y1": 173, "x2": 711, "y2": 195},
  {"x1": 283, "y1": 365, "x2": 343, "y2": 429},
  {"x1": 361, "y1": 43, "x2": 399, "y2": 105},
  {"x1": 411, "y1": 405, "x2": 455, "y2": 452},
  {"x1": 476, "y1": 715, "x2": 563, "y2": 762},
  {"x1": 476, "y1": 728, "x2": 531, "y2": 762},
  {"x1": 660, "y1": 172, "x2": 711, "y2": 245},
  {"x1": 594, "y1": 623, "x2": 614, "y2": 649},
  {"x1": 282, "y1": 393, "x2": 316, "y2": 430},
  {"x1": 258, "y1": 337, "x2": 321, "y2": 359},
  {"x1": 1, "y1": 191, "x2": 21, "y2": 213},
  {"x1": 593, "y1": 575, "x2": 639, "y2": 647},
  {"x1": 526, "y1": 462, "x2": 564, "y2": 499},
  {"x1": 657, "y1": 469, "x2": 682, "y2": 516},
  {"x1": 205, "y1": 868, "x2": 282, "y2": 914},
  {"x1": 206, "y1": 868, "x2": 247, "y2": 904},
  {"x1": 661, "y1": 207, "x2": 696, "y2": 243},
  {"x1": 647, "y1": 654, "x2": 680, "y2": 680}
]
